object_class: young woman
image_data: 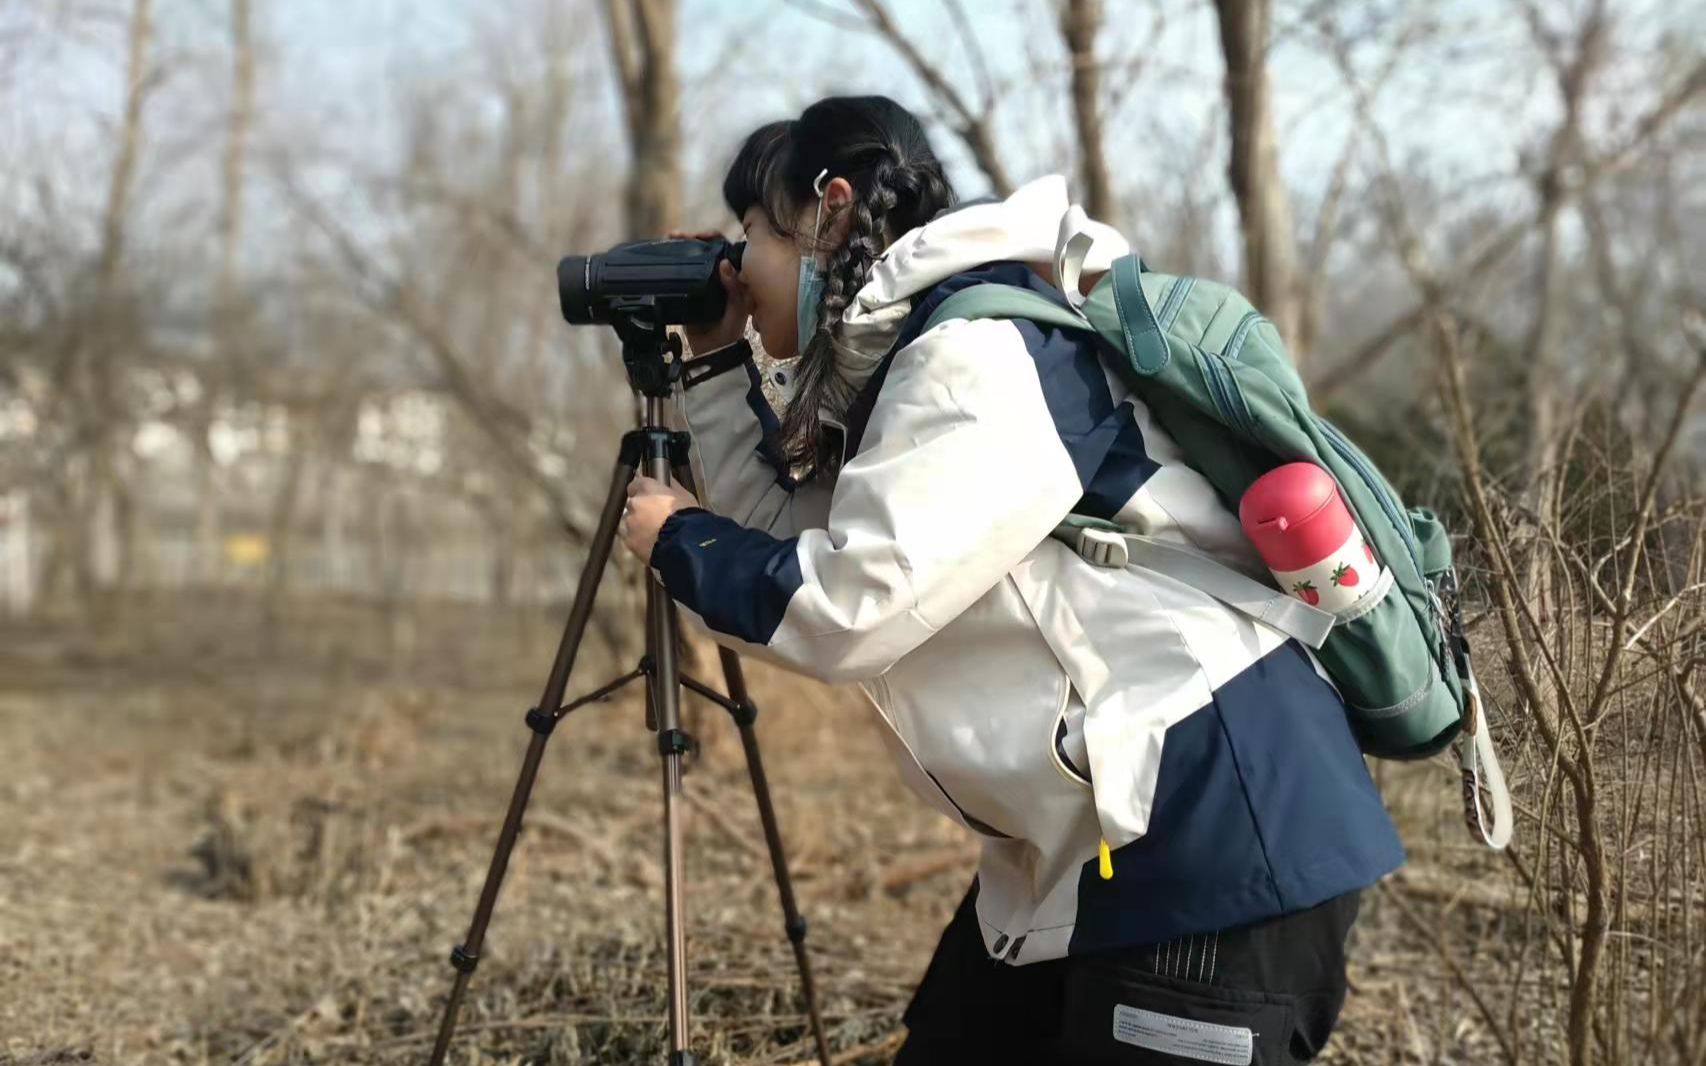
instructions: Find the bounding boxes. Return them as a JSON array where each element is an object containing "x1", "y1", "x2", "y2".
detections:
[{"x1": 617, "y1": 95, "x2": 1403, "y2": 1065}]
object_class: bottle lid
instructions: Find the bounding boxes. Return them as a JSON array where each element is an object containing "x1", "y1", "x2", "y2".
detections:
[{"x1": 1239, "y1": 462, "x2": 1354, "y2": 572}]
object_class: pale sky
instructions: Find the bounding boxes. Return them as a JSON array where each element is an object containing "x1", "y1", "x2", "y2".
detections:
[{"x1": 2, "y1": 0, "x2": 1697, "y2": 274}]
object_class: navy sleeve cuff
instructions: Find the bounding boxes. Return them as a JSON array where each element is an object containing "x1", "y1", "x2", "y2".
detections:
[
  {"x1": 652, "y1": 507, "x2": 711, "y2": 566},
  {"x1": 649, "y1": 508, "x2": 804, "y2": 645}
]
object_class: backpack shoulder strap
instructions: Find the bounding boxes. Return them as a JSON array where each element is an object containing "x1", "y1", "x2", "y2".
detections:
[
  {"x1": 919, "y1": 260, "x2": 1173, "y2": 384},
  {"x1": 922, "y1": 282, "x2": 1090, "y2": 336},
  {"x1": 1107, "y1": 255, "x2": 1172, "y2": 376},
  {"x1": 1052, "y1": 522, "x2": 1339, "y2": 649}
]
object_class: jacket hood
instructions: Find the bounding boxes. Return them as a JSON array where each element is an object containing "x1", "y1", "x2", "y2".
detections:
[{"x1": 833, "y1": 174, "x2": 1132, "y2": 386}]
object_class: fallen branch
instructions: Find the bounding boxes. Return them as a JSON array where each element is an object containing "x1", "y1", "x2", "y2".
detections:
[{"x1": 876, "y1": 844, "x2": 978, "y2": 895}]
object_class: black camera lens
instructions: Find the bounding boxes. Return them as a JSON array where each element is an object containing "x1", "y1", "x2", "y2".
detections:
[
  {"x1": 558, "y1": 255, "x2": 598, "y2": 324},
  {"x1": 557, "y1": 237, "x2": 743, "y2": 327}
]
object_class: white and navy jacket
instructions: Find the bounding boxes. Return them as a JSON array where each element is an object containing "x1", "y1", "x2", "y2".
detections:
[{"x1": 653, "y1": 175, "x2": 1403, "y2": 965}]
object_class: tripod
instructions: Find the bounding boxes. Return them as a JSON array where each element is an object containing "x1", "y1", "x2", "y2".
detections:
[{"x1": 426, "y1": 310, "x2": 833, "y2": 1066}]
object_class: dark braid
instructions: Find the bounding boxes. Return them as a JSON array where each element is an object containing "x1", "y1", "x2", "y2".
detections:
[
  {"x1": 722, "y1": 97, "x2": 957, "y2": 478},
  {"x1": 779, "y1": 160, "x2": 903, "y2": 473}
]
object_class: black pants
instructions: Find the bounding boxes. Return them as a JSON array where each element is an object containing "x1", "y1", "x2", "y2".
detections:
[{"x1": 894, "y1": 882, "x2": 1361, "y2": 1065}]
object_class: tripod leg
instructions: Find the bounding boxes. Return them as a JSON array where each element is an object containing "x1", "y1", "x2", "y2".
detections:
[
  {"x1": 648, "y1": 419, "x2": 696, "y2": 1065},
  {"x1": 719, "y1": 649, "x2": 836, "y2": 1066},
  {"x1": 426, "y1": 438, "x2": 641, "y2": 1066},
  {"x1": 666, "y1": 449, "x2": 832, "y2": 1065},
  {"x1": 649, "y1": 577, "x2": 695, "y2": 1064}
]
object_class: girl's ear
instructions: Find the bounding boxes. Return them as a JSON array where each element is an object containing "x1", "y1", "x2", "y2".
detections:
[{"x1": 821, "y1": 176, "x2": 856, "y2": 244}]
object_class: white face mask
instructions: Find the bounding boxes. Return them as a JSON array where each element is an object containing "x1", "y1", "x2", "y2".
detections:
[{"x1": 795, "y1": 168, "x2": 831, "y2": 354}]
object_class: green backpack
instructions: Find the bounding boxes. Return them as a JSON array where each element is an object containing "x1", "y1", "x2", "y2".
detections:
[{"x1": 924, "y1": 248, "x2": 1511, "y2": 849}]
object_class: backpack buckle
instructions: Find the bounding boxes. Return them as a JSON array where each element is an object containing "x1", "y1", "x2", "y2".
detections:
[{"x1": 1074, "y1": 527, "x2": 1129, "y2": 568}]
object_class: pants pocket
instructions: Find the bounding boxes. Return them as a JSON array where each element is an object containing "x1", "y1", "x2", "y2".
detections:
[{"x1": 1058, "y1": 962, "x2": 1296, "y2": 1065}]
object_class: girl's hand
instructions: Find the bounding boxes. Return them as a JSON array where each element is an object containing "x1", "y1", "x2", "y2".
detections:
[
  {"x1": 620, "y1": 475, "x2": 700, "y2": 563},
  {"x1": 667, "y1": 228, "x2": 750, "y2": 356}
]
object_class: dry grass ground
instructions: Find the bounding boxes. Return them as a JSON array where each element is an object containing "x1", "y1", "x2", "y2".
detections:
[{"x1": 1, "y1": 592, "x2": 1531, "y2": 1064}]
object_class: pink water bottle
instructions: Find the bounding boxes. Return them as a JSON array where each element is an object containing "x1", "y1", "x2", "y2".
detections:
[{"x1": 1239, "y1": 463, "x2": 1381, "y2": 615}]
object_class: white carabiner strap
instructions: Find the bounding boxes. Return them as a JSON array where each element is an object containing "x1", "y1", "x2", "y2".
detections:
[{"x1": 1459, "y1": 671, "x2": 1513, "y2": 850}]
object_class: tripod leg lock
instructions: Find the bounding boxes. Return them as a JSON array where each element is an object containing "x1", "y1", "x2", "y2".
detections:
[
  {"x1": 668, "y1": 1053, "x2": 698, "y2": 1066},
  {"x1": 449, "y1": 944, "x2": 480, "y2": 974},
  {"x1": 524, "y1": 706, "x2": 560, "y2": 736},
  {"x1": 667, "y1": 431, "x2": 694, "y2": 468},
  {"x1": 785, "y1": 916, "x2": 809, "y2": 945},
  {"x1": 657, "y1": 728, "x2": 696, "y2": 757}
]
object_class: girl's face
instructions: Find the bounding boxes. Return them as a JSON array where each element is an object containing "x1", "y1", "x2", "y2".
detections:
[{"x1": 737, "y1": 178, "x2": 851, "y2": 360}]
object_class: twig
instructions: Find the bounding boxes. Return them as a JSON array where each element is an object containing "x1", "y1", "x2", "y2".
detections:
[
  {"x1": 876, "y1": 844, "x2": 978, "y2": 895},
  {"x1": 774, "y1": 1028, "x2": 906, "y2": 1065},
  {"x1": 1379, "y1": 880, "x2": 1522, "y2": 1066},
  {"x1": 682, "y1": 786, "x2": 769, "y2": 863}
]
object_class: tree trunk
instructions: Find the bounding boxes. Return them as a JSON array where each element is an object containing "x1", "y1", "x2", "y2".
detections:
[
  {"x1": 1519, "y1": 0, "x2": 1608, "y2": 618},
  {"x1": 377, "y1": 486, "x2": 418, "y2": 670},
  {"x1": 1210, "y1": 0, "x2": 1300, "y2": 350},
  {"x1": 216, "y1": 0, "x2": 255, "y2": 391},
  {"x1": 96, "y1": 0, "x2": 151, "y2": 300},
  {"x1": 604, "y1": 0, "x2": 680, "y2": 239},
  {"x1": 1061, "y1": 0, "x2": 1113, "y2": 222},
  {"x1": 602, "y1": 0, "x2": 681, "y2": 660},
  {"x1": 68, "y1": 0, "x2": 153, "y2": 608},
  {"x1": 261, "y1": 421, "x2": 307, "y2": 651},
  {"x1": 192, "y1": 426, "x2": 225, "y2": 586},
  {"x1": 218, "y1": 0, "x2": 254, "y2": 315}
]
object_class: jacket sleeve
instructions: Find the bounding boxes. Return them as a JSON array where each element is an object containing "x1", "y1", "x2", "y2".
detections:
[
  {"x1": 651, "y1": 317, "x2": 1084, "y2": 683},
  {"x1": 670, "y1": 338, "x2": 834, "y2": 538}
]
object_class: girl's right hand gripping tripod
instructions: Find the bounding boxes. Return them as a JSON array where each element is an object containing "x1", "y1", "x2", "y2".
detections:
[{"x1": 425, "y1": 308, "x2": 833, "y2": 1066}]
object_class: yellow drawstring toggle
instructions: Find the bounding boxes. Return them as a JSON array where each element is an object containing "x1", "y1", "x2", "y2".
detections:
[{"x1": 1097, "y1": 838, "x2": 1113, "y2": 880}]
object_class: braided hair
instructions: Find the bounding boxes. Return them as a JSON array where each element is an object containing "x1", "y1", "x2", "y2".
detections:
[{"x1": 723, "y1": 96, "x2": 956, "y2": 475}]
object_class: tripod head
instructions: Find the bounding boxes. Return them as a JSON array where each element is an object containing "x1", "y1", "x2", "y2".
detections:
[{"x1": 609, "y1": 303, "x2": 685, "y2": 399}]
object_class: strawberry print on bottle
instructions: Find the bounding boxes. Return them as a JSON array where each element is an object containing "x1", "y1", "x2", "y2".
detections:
[{"x1": 1240, "y1": 462, "x2": 1390, "y2": 617}]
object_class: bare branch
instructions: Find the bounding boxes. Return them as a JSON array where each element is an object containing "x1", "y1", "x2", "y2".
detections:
[
  {"x1": 1312, "y1": 22, "x2": 1704, "y2": 401},
  {"x1": 943, "y1": 0, "x2": 996, "y2": 114},
  {"x1": 790, "y1": 0, "x2": 1015, "y2": 196},
  {"x1": 276, "y1": 167, "x2": 594, "y2": 547},
  {"x1": 778, "y1": 0, "x2": 869, "y2": 33}
]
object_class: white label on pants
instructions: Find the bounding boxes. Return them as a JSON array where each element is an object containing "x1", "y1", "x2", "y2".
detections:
[{"x1": 1111, "y1": 1004, "x2": 1254, "y2": 1064}]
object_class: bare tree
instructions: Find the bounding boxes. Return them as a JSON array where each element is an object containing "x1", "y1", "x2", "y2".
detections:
[
  {"x1": 1320, "y1": 9, "x2": 1706, "y2": 1061},
  {"x1": 604, "y1": 0, "x2": 681, "y2": 238},
  {"x1": 217, "y1": 0, "x2": 255, "y2": 322},
  {"x1": 1059, "y1": 0, "x2": 1112, "y2": 220},
  {"x1": 188, "y1": 0, "x2": 258, "y2": 586},
  {"x1": 788, "y1": 0, "x2": 1015, "y2": 197},
  {"x1": 37, "y1": 0, "x2": 157, "y2": 604},
  {"x1": 1210, "y1": 0, "x2": 1301, "y2": 349},
  {"x1": 1515, "y1": 0, "x2": 1610, "y2": 612},
  {"x1": 1311, "y1": 51, "x2": 1706, "y2": 403}
]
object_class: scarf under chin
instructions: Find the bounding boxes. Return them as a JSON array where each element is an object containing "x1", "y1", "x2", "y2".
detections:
[{"x1": 754, "y1": 293, "x2": 907, "y2": 423}]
